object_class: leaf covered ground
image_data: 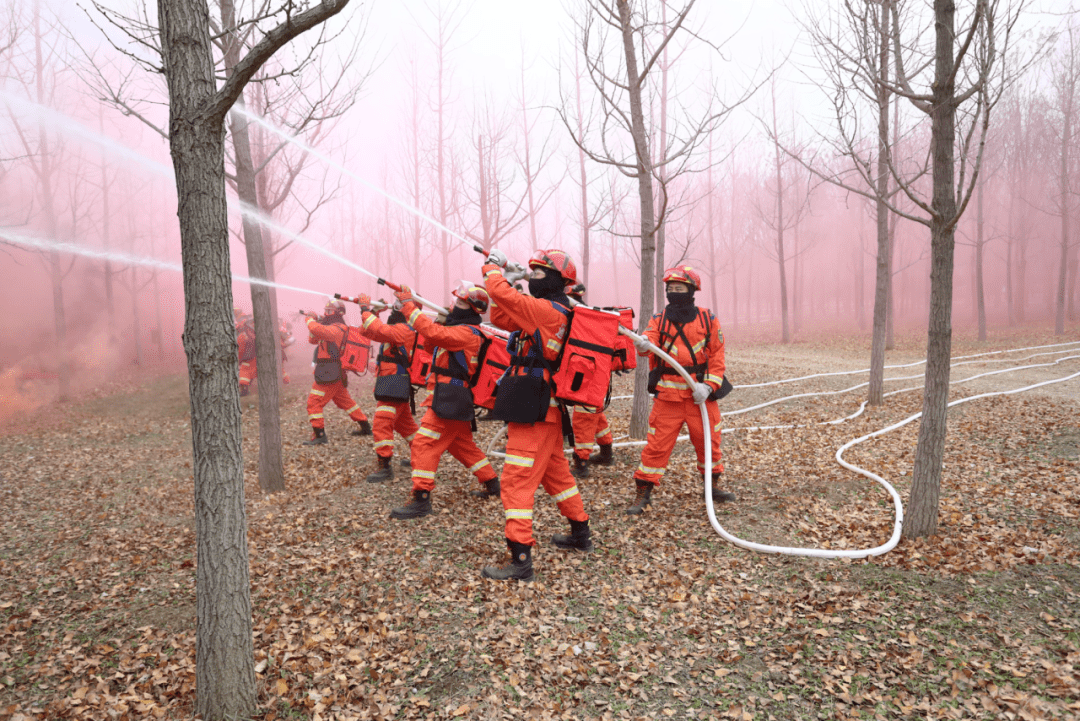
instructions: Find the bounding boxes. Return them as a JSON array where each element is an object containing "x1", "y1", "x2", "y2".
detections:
[{"x1": 1, "y1": 328, "x2": 1078, "y2": 721}]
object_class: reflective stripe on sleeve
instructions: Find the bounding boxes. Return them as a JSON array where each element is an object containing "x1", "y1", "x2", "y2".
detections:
[
  {"x1": 704, "y1": 374, "x2": 723, "y2": 385},
  {"x1": 408, "y1": 308, "x2": 423, "y2": 325},
  {"x1": 363, "y1": 314, "x2": 377, "y2": 329}
]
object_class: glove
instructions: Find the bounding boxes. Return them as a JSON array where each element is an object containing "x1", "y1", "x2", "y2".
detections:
[
  {"x1": 392, "y1": 299, "x2": 405, "y2": 312},
  {"x1": 394, "y1": 285, "x2": 414, "y2": 304},
  {"x1": 505, "y1": 265, "x2": 527, "y2": 284},
  {"x1": 356, "y1": 293, "x2": 371, "y2": 312},
  {"x1": 633, "y1": 336, "x2": 651, "y2": 355},
  {"x1": 486, "y1": 249, "x2": 508, "y2": 268},
  {"x1": 692, "y1": 382, "x2": 712, "y2": 405}
]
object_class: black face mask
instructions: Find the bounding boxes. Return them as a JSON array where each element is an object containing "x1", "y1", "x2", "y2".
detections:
[
  {"x1": 528, "y1": 273, "x2": 565, "y2": 300},
  {"x1": 387, "y1": 310, "x2": 407, "y2": 325},
  {"x1": 445, "y1": 305, "x2": 481, "y2": 326},
  {"x1": 665, "y1": 290, "x2": 697, "y2": 324}
]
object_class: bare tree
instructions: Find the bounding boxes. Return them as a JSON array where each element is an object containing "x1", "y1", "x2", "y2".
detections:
[
  {"x1": 799, "y1": 0, "x2": 1028, "y2": 536},
  {"x1": 87, "y1": 1, "x2": 356, "y2": 717},
  {"x1": 559, "y1": 0, "x2": 755, "y2": 438},
  {"x1": 517, "y1": 49, "x2": 559, "y2": 257},
  {"x1": 1047, "y1": 17, "x2": 1080, "y2": 335}
]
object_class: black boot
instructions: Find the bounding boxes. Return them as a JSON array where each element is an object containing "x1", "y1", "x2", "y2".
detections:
[
  {"x1": 390, "y1": 489, "x2": 431, "y2": 519},
  {"x1": 366, "y1": 456, "x2": 394, "y2": 483},
  {"x1": 571, "y1": 455, "x2": 591, "y2": 480},
  {"x1": 351, "y1": 419, "x2": 373, "y2": 437},
  {"x1": 588, "y1": 443, "x2": 614, "y2": 466},
  {"x1": 399, "y1": 456, "x2": 412, "y2": 469},
  {"x1": 481, "y1": 540, "x2": 534, "y2": 582},
  {"x1": 709, "y1": 473, "x2": 736, "y2": 503},
  {"x1": 303, "y1": 427, "x2": 327, "y2": 446},
  {"x1": 470, "y1": 476, "x2": 501, "y2": 499},
  {"x1": 552, "y1": 519, "x2": 593, "y2": 552},
  {"x1": 239, "y1": 384, "x2": 250, "y2": 397},
  {"x1": 625, "y1": 480, "x2": 655, "y2": 515}
]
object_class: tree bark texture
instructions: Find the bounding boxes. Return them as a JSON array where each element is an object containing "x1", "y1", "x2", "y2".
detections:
[
  {"x1": 158, "y1": 0, "x2": 257, "y2": 717},
  {"x1": 906, "y1": 0, "x2": 960, "y2": 540},
  {"x1": 618, "y1": 0, "x2": 657, "y2": 440}
]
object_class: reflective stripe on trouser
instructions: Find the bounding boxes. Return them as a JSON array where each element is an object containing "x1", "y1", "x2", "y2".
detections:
[
  {"x1": 239, "y1": 359, "x2": 257, "y2": 387},
  {"x1": 633, "y1": 397, "x2": 722, "y2": 486},
  {"x1": 372, "y1": 400, "x2": 419, "y2": 459},
  {"x1": 306, "y1": 380, "x2": 368, "y2": 429},
  {"x1": 409, "y1": 408, "x2": 496, "y2": 492},
  {"x1": 502, "y1": 419, "x2": 589, "y2": 546},
  {"x1": 571, "y1": 409, "x2": 614, "y2": 460}
]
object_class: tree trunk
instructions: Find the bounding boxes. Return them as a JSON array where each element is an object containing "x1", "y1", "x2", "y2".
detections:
[
  {"x1": 975, "y1": 174, "x2": 987, "y2": 341},
  {"x1": 158, "y1": 0, "x2": 256, "y2": 717},
  {"x1": 1056, "y1": 78, "x2": 1072, "y2": 336},
  {"x1": 618, "y1": 0, "x2": 656, "y2": 440},
  {"x1": 770, "y1": 82, "x2": 790, "y2": 344},
  {"x1": 906, "y1": 0, "x2": 960, "y2": 539},
  {"x1": 222, "y1": 0, "x2": 286, "y2": 494},
  {"x1": 576, "y1": 53, "x2": 590, "y2": 288},
  {"x1": 869, "y1": 0, "x2": 891, "y2": 406},
  {"x1": 131, "y1": 267, "x2": 143, "y2": 366}
]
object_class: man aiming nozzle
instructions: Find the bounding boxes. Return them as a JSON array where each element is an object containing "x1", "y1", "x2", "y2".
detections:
[
  {"x1": 300, "y1": 299, "x2": 372, "y2": 445},
  {"x1": 353, "y1": 294, "x2": 422, "y2": 483},
  {"x1": 481, "y1": 248, "x2": 595, "y2": 583},
  {"x1": 386, "y1": 280, "x2": 501, "y2": 520}
]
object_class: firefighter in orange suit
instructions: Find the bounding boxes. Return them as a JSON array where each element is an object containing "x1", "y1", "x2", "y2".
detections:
[
  {"x1": 235, "y1": 307, "x2": 257, "y2": 396},
  {"x1": 627, "y1": 266, "x2": 734, "y2": 514},
  {"x1": 565, "y1": 283, "x2": 615, "y2": 480},
  {"x1": 301, "y1": 299, "x2": 371, "y2": 445},
  {"x1": 238, "y1": 312, "x2": 294, "y2": 394},
  {"x1": 387, "y1": 282, "x2": 500, "y2": 520},
  {"x1": 355, "y1": 295, "x2": 421, "y2": 483},
  {"x1": 480, "y1": 249, "x2": 593, "y2": 583}
]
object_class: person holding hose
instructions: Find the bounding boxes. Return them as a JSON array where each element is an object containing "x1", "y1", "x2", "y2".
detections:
[
  {"x1": 481, "y1": 249, "x2": 594, "y2": 583},
  {"x1": 627, "y1": 266, "x2": 735, "y2": 514},
  {"x1": 565, "y1": 283, "x2": 616, "y2": 480},
  {"x1": 388, "y1": 282, "x2": 501, "y2": 519},
  {"x1": 301, "y1": 299, "x2": 372, "y2": 445},
  {"x1": 355, "y1": 296, "x2": 421, "y2": 483}
]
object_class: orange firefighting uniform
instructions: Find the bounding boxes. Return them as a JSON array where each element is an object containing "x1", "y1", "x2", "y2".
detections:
[
  {"x1": 400, "y1": 302, "x2": 497, "y2": 492},
  {"x1": 633, "y1": 308, "x2": 725, "y2": 485},
  {"x1": 238, "y1": 326, "x2": 292, "y2": 390},
  {"x1": 237, "y1": 323, "x2": 257, "y2": 391},
  {"x1": 572, "y1": 407, "x2": 613, "y2": 461},
  {"x1": 483, "y1": 265, "x2": 589, "y2": 547},
  {"x1": 304, "y1": 316, "x2": 368, "y2": 430},
  {"x1": 360, "y1": 310, "x2": 421, "y2": 460}
]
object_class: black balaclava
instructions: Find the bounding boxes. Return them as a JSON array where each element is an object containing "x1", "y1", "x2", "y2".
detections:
[
  {"x1": 445, "y1": 305, "x2": 482, "y2": 326},
  {"x1": 529, "y1": 271, "x2": 570, "y2": 307},
  {"x1": 387, "y1": 309, "x2": 407, "y2": 325},
  {"x1": 664, "y1": 287, "x2": 697, "y2": 324},
  {"x1": 321, "y1": 311, "x2": 344, "y2": 325}
]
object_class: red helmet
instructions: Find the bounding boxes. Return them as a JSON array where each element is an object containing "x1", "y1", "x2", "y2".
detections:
[
  {"x1": 662, "y1": 265, "x2": 702, "y2": 291},
  {"x1": 528, "y1": 249, "x2": 578, "y2": 286},
  {"x1": 324, "y1": 298, "x2": 346, "y2": 316},
  {"x1": 452, "y1": 280, "x2": 490, "y2": 314}
]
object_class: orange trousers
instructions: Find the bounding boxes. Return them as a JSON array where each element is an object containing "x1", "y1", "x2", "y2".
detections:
[
  {"x1": 502, "y1": 419, "x2": 589, "y2": 546},
  {"x1": 239, "y1": 358, "x2": 290, "y2": 388},
  {"x1": 633, "y1": 397, "x2": 722, "y2": 485},
  {"x1": 306, "y1": 380, "x2": 367, "y2": 430},
  {"x1": 239, "y1": 359, "x2": 257, "y2": 389},
  {"x1": 409, "y1": 408, "x2": 496, "y2": 492},
  {"x1": 571, "y1": 409, "x2": 613, "y2": 460},
  {"x1": 372, "y1": 400, "x2": 419, "y2": 459}
]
